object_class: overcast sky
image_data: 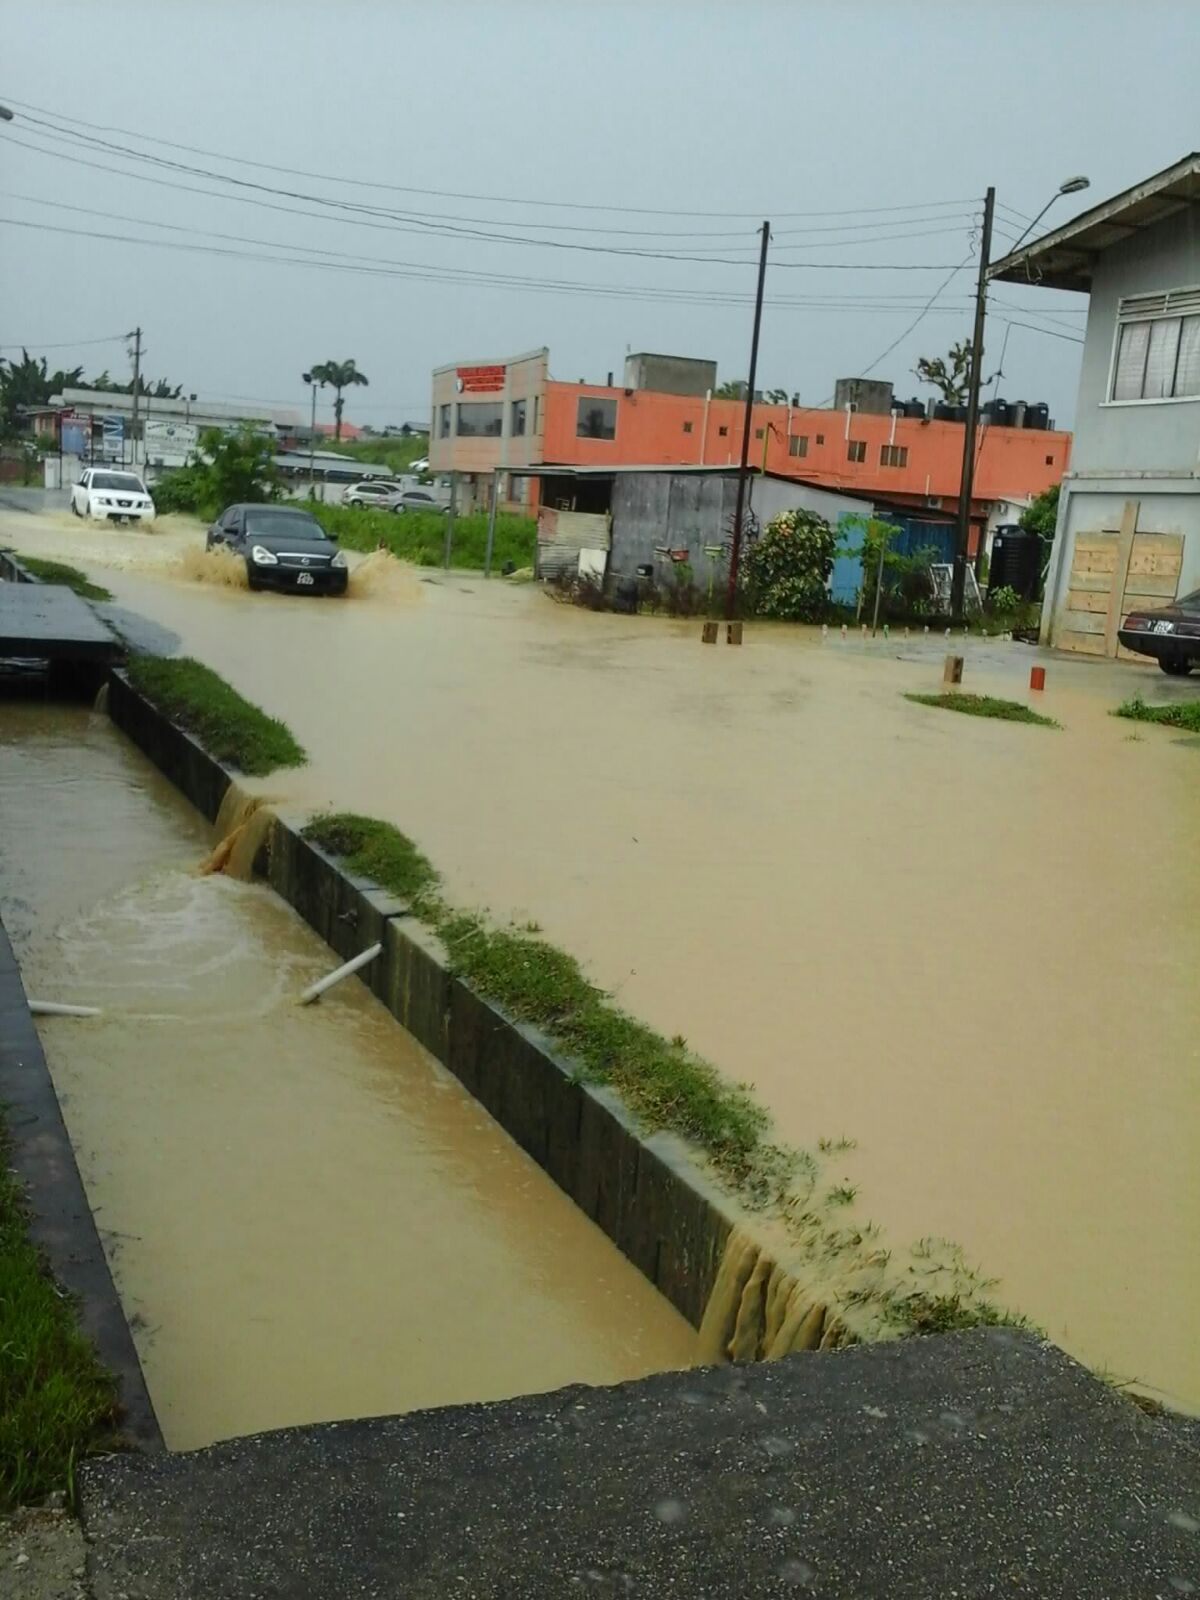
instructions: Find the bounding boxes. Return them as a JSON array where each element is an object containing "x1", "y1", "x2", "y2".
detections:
[{"x1": 2, "y1": 1, "x2": 1196, "y2": 432}]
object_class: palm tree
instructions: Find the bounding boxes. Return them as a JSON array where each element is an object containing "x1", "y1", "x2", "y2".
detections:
[{"x1": 307, "y1": 359, "x2": 369, "y2": 440}]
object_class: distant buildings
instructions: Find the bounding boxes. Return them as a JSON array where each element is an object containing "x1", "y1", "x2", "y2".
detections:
[
  {"x1": 428, "y1": 348, "x2": 1070, "y2": 554},
  {"x1": 991, "y1": 151, "x2": 1200, "y2": 656}
]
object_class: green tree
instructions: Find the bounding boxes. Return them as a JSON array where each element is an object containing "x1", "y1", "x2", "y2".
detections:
[
  {"x1": 152, "y1": 425, "x2": 277, "y2": 518},
  {"x1": 307, "y1": 358, "x2": 369, "y2": 440},
  {"x1": 914, "y1": 339, "x2": 973, "y2": 405},
  {"x1": 1019, "y1": 483, "x2": 1060, "y2": 544},
  {"x1": 765, "y1": 388, "x2": 790, "y2": 405},
  {"x1": 714, "y1": 379, "x2": 747, "y2": 399},
  {"x1": 87, "y1": 370, "x2": 182, "y2": 399},
  {"x1": 0, "y1": 350, "x2": 85, "y2": 438},
  {"x1": 739, "y1": 507, "x2": 836, "y2": 620}
]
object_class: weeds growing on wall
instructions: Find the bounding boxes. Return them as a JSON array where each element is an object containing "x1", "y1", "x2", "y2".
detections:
[
  {"x1": 301, "y1": 810, "x2": 1026, "y2": 1336},
  {"x1": 126, "y1": 655, "x2": 307, "y2": 775},
  {"x1": 14, "y1": 557, "x2": 113, "y2": 603}
]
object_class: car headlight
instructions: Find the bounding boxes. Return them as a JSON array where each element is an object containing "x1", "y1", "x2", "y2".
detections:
[
  {"x1": 331, "y1": 551, "x2": 347, "y2": 569},
  {"x1": 98, "y1": 497, "x2": 114, "y2": 507},
  {"x1": 250, "y1": 545, "x2": 278, "y2": 565}
]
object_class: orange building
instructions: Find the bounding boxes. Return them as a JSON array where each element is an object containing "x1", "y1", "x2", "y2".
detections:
[{"x1": 429, "y1": 348, "x2": 1070, "y2": 547}]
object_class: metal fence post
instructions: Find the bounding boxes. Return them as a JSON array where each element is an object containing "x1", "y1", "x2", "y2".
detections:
[
  {"x1": 442, "y1": 471, "x2": 458, "y2": 570},
  {"x1": 484, "y1": 467, "x2": 500, "y2": 577}
]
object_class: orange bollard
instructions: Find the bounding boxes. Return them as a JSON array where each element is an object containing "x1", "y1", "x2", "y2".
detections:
[{"x1": 1030, "y1": 666, "x2": 1046, "y2": 692}]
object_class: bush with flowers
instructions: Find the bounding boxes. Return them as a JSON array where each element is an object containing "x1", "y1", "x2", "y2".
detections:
[{"x1": 738, "y1": 507, "x2": 836, "y2": 620}]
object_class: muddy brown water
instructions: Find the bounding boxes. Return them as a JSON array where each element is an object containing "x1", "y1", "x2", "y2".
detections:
[
  {"x1": 0, "y1": 703, "x2": 693, "y2": 1450},
  {"x1": 6, "y1": 505, "x2": 1200, "y2": 1412}
]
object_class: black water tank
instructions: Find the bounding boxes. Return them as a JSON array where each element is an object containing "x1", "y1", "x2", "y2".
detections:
[
  {"x1": 1027, "y1": 402, "x2": 1050, "y2": 431},
  {"x1": 934, "y1": 402, "x2": 956, "y2": 421},
  {"x1": 1010, "y1": 400, "x2": 1027, "y2": 429},
  {"x1": 989, "y1": 398, "x2": 1012, "y2": 427},
  {"x1": 906, "y1": 396, "x2": 926, "y2": 418},
  {"x1": 989, "y1": 526, "x2": 1042, "y2": 601}
]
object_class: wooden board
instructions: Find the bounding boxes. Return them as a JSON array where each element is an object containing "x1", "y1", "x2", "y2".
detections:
[{"x1": 1067, "y1": 590, "x2": 1109, "y2": 613}]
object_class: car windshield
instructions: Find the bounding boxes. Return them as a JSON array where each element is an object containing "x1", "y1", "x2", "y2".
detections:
[
  {"x1": 1176, "y1": 588, "x2": 1200, "y2": 608},
  {"x1": 243, "y1": 508, "x2": 326, "y2": 539},
  {"x1": 92, "y1": 473, "x2": 146, "y2": 491}
]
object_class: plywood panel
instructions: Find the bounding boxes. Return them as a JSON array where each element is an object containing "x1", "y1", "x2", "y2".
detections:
[
  {"x1": 1067, "y1": 590, "x2": 1109, "y2": 613},
  {"x1": 1128, "y1": 540, "x2": 1183, "y2": 577},
  {"x1": 1060, "y1": 629, "x2": 1108, "y2": 655},
  {"x1": 1071, "y1": 549, "x2": 1118, "y2": 575},
  {"x1": 1074, "y1": 534, "x2": 1120, "y2": 553},
  {"x1": 1123, "y1": 573, "x2": 1180, "y2": 599},
  {"x1": 1067, "y1": 571, "x2": 1117, "y2": 594},
  {"x1": 1061, "y1": 610, "x2": 1106, "y2": 635}
]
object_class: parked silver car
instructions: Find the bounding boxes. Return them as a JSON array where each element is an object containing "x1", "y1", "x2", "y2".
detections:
[{"x1": 341, "y1": 480, "x2": 407, "y2": 511}]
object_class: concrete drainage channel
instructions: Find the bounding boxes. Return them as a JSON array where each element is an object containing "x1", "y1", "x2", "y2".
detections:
[{"x1": 104, "y1": 667, "x2": 741, "y2": 1337}]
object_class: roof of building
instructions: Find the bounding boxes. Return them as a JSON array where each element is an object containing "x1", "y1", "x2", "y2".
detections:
[
  {"x1": 536, "y1": 463, "x2": 860, "y2": 489},
  {"x1": 988, "y1": 152, "x2": 1200, "y2": 293},
  {"x1": 49, "y1": 389, "x2": 303, "y2": 427}
]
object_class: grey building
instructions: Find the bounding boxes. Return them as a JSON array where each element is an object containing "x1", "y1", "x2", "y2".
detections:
[
  {"x1": 622, "y1": 353, "x2": 718, "y2": 398},
  {"x1": 990, "y1": 153, "x2": 1200, "y2": 656},
  {"x1": 534, "y1": 465, "x2": 874, "y2": 583}
]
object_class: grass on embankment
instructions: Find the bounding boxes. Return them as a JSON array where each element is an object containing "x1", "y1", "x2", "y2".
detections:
[
  {"x1": 310, "y1": 503, "x2": 536, "y2": 573},
  {"x1": 302, "y1": 812, "x2": 1027, "y2": 1340},
  {"x1": 1115, "y1": 694, "x2": 1200, "y2": 734},
  {"x1": 125, "y1": 655, "x2": 307, "y2": 776},
  {"x1": 16, "y1": 557, "x2": 113, "y2": 603},
  {"x1": 0, "y1": 1129, "x2": 118, "y2": 1509},
  {"x1": 905, "y1": 691, "x2": 1059, "y2": 727}
]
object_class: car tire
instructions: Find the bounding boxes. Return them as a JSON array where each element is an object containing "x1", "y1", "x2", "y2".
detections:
[
  {"x1": 1159, "y1": 656, "x2": 1193, "y2": 676},
  {"x1": 392, "y1": 504, "x2": 406, "y2": 515}
]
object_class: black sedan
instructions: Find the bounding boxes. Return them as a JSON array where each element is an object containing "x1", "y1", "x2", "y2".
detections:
[
  {"x1": 1118, "y1": 588, "x2": 1200, "y2": 674},
  {"x1": 206, "y1": 504, "x2": 348, "y2": 595}
]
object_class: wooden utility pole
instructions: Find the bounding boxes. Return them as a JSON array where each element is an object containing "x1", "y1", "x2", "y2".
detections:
[
  {"x1": 951, "y1": 190, "x2": 994, "y2": 617},
  {"x1": 725, "y1": 221, "x2": 770, "y2": 620},
  {"x1": 129, "y1": 327, "x2": 143, "y2": 470}
]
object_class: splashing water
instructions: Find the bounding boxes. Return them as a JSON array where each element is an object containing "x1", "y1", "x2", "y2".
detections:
[
  {"x1": 174, "y1": 545, "x2": 249, "y2": 589},
  {"x1": 347, "y1": 548, "x2": 423, "y2": 605}
]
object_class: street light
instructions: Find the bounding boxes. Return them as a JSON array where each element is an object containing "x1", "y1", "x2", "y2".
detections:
[
  {"x1": 951, "y1": 175, "x2": 1092, "y2": 613},
  {"x1": 1008, "y1": 175, "x2": 1091, "y2": 254},
  {"x1": 302, "y1": 370, "x2": 325, "y2": 499}
]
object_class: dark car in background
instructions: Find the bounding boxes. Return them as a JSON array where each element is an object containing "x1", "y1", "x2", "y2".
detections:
[
  {"x1": 1118, "y1": 588, "x2": 1200, "y2": 674},
  {"x1": 207, "y1": 504, "x2": 348, "y2": 595}
]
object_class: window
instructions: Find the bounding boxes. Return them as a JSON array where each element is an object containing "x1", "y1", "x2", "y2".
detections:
[
  {"x1": 1111, "y1": 289, "x2": 1200, "y2": 401},
  {"x1": 880, "y1": 444, "x2": 908, "y2": 468},
  {"x1": 847, "y1": 440, "x2": 866, "y2": 463},
  {"x1": 576, "y1": 396, "x2": 617, "y2": 440},
  {"x1": 754, "y1": 427, "x2": 764, "y2": 440},
  {"x1": 439, "y1": 403, "x2": 451, "y2": 439},
  {"x1": 788, "y1": 435, "x2": 809, "y2": 458},
  {"x1": 718, "y1": 425, "x2": 729, "y2": 437},
  {"x1": 456, "y1": 401, "x2": 503, "y2": 437},
  {"x1": 1045, "y1": 454, "x2": 1054, "y2": 466},
  {"x1": 682, "y1": 420, "x2": 693, "y2": 434},
  {"x1": 533, "y1": 395, "x2": 541, "y2": 435},
  {"x1": 511, "y1": 398, "x2": 527, "y2": 437},
  {"x1": 815, "y1": 433, "x2": 825, "y2": 445}
]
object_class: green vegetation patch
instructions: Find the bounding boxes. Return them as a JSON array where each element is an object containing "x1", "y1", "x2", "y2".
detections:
[
  {"x1": 17, "y1": 557, "x2": 113, "y2": 603},
  {"x1": 1115, "y1": 694, "x2": 1200, "y2": 734},
  {"x1": 302, "y1": 812, "x2": 439, "y2": 912},
  {"x1": 0, "y1": 1129, "x2": 118, "y2": 1509},
  {"x1": 904, "y1": 691, "x2": 1058, "y2": 727},
  {"x1": 311, "y1": 503, "x2": 536, "y2": 573},
  {"x1": 125, "y1": 655, "x2": 307, "y2": 776}
]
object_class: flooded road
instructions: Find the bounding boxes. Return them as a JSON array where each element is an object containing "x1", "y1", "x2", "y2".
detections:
[
  {"x1": 0, "y1": 702, "x2": 694, "y2": 1449},
  {"x1": 6, "y1": 502, "x2": 1200, "y2": 1411}
]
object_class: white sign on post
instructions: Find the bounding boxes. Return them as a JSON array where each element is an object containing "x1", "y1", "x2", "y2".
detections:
[{"x1": 144, "y1": 419, "x2": 199, "y2": 460}]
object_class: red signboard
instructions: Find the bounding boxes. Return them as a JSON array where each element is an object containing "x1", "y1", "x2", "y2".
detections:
[{"x1": 456, "y1": 364, "x2": 505, "y2": 394}]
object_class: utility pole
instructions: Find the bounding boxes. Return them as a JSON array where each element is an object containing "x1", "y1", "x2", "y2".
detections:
[
  {"x1": 128, "y1": 327, "x2": 143, "y2": 471},
  {"x1": 951, "y1": 189, "x2": 994, "y2": 617},
  {"x1": 725, "y1": 220, "x2": 770, "y2": 620}
]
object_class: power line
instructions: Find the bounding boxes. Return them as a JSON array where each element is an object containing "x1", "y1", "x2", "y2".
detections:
[
  {"x1": 0, "y1": 332, "x2": 129, "y2": 351},
  {"x1": 2, "y1": 120, "x2": 976, "y2": 266},
  {"x1": 0, "y1": 94, "x2": 981, "y2": 223},
  {"x1": 992, "y1": 316, "x2": 1084, "y2": 345}
]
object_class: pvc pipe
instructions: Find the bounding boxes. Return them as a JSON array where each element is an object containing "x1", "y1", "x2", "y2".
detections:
[
  {"x1": 298, "y1": 942, "x2": 383, "y2": 1006},
  {"x1": 28, "y1": 1000, "x2": 102, "y2": 1017}
]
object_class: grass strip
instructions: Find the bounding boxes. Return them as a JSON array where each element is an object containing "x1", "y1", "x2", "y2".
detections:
[
  {"x1": 16, "y1": 557, "x2": 113, "y2": 603},
  {"x1": 310, "y1": 503, "x2": 536, "y2": 573},
  {"x1": 1114, "y1": 693, "x2": 1200, "y2": 734},
  {"x1": 0, "y1": 1127, "x2": 119, "y2": 1509},
  {"x1": 302, "y1": 811, "x2": 1027, "y2": 1338},
  {"x1": 904, "y1": 691, "x2": 1058, "y2": 727},
  {"x1": 125, "y1": 655, "x2": 306, "y2": 776}
]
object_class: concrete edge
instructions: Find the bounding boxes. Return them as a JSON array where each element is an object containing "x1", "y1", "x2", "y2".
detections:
[
  {"x1": 106, "y1": 668, "x2": 741, "y2": 1329},
  {"x1": 0, "y1": 914, "x2": 163, "y2": 1452},
  {"x1": 0, "y1": 549, "x2": 38, "y2": 583}
]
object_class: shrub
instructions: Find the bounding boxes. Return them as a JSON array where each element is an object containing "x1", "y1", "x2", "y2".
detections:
[
  {"x1": 739, "y1": 508, "x2": 836, "y2": 620},
  {"x1": 311, "y1": 502, "x2": 536, "y2": 571},
  {"x1": 125, "y1": 655, "x2": 306, "y2": 775}
]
